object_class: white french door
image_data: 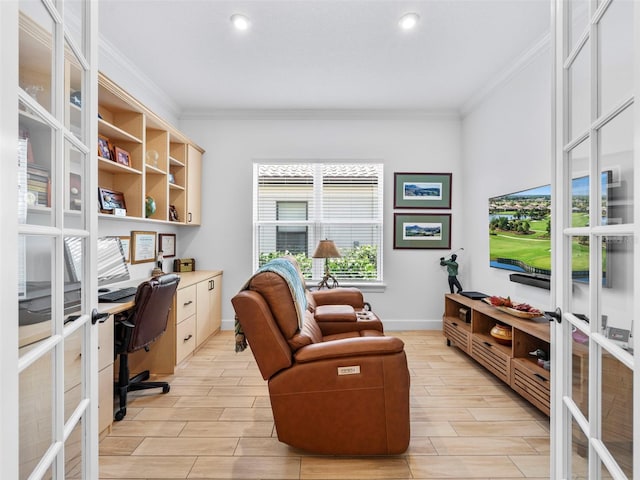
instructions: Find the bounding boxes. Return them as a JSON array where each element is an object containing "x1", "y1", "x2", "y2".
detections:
[
  {"x1": 552, "y1": 0, "x2": 638, "y2": 478},
  {"x1": 1, "y1": 0, "x2": 99, "y2": 478}
]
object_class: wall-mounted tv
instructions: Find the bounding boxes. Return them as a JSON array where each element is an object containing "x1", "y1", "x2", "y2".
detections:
[{"x1": 489, "y1": 171, "x2": 612, "y2": 289}]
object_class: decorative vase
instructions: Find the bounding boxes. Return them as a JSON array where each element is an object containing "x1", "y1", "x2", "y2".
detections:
[
  {"x1": 490, "y1": 323, "x2": 512, "y2": 345},
  {"x1": 145, "y1": 195, "x2": 156, "y2": 218}
]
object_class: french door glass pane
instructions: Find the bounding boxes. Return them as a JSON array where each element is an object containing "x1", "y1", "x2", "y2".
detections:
[
  {"x1": 601, "y1": 354, "x2": 633, "y2": 477},
  {"x1": 19, "y1": 349, "x2": 54, "y2": 479},
  {"x1": 19, "y1": 3, "x2": 54, "y2": 114},
  {"x1": 568, "y1": 0, "x2": 590, "y2": 55},
  {"x1": 598, "y1": 0, "x2": 633, "y2": 117},
  {"x1": 569, "y1": 140, "x2": 590, "y2": 228},
  {"x1": 64, "y1": 327, "x2": 83, "y2": 424},
  {"x1": 65, "y1": 38, "x2": 85, "y2": 141},
  {"x1": 599, "y1": 106, "x2": 634, "y2": 225},
  {"x1": 19, "y1": 100, "x2": 54, "y2": 227},
  {"x1": 65, "y1": 139, "x2": 85, "y2": 229},
  {"x1": 19, "y1": 235, "x2": 55, "y2": 350},
  {"x1": 65, "y1": 418, "x2": 83, "y2": 478},
  {"x1": 571, "y1": 326, "x2": 589, "y2": 419},
  {"x1": 569, "y1": 42, "x2": 590, "y2": 140},
  {"x1": 63, "y1": 0, "x2": 84, "y2": 57},
  {"x1": 571, "y1": 416, "x2": 589, "y2": 478},
  {"x1": 600, "y1": 235, "x2": 634, "y2": 350}
]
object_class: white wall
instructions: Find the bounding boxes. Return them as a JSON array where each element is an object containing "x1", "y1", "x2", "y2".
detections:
[
  {"x1": 461, "y1": 44, "x2": 553, "y2": 310},
  {"x1": 179, "y1": 112, "x2": 462, "y2": 330}
]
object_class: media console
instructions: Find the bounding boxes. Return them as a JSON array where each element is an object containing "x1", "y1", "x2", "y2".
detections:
[{"x1": 442, "y1": 293, "x2": 551, "y2": 415}]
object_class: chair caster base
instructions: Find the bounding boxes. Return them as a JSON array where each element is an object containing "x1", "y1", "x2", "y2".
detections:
[{"x1": 114, "y1": 408, "x2": 126, "y2": 421}]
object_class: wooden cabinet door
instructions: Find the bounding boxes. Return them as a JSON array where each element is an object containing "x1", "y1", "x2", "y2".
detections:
[{"x1": 186, "y1": 145, "x2": 202, "y2": 225}]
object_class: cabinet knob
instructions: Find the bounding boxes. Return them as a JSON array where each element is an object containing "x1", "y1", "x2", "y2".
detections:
[
  {"x1": 184, "y1": 334, "x2": 193, "y2": 342},
  {"x1": 188, "y1": 212, "x2": 192, "y2": 223},
  {"x1": 184, "y1": 300, "x2": 193, "y2": 306}
]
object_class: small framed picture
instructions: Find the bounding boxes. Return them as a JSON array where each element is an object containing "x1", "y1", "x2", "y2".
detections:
[
  {"x1": 131, "y1": 230, "x2": 157, "y2": 264},
  {"x1": 159, "y1": 233, "x2": 176, "y2": 258},
  {"x1": 114, "y1": 146, "x2": 131, "y2": 167},
  {"x1": 394, "y1": 213, "x2": 452, "y2": 249},
  {"x1": 119, "y1": 236, "x2": 131, "y2": 262},
  {"x1": 394, "y1": 172, "x2": 452, "y2": 209},
  {"x1": 97, "y1": 135, "x2": 112, "y2": 161},
  {"x1": 98, "y1": 187, "x2": 126, "y2": 212}
]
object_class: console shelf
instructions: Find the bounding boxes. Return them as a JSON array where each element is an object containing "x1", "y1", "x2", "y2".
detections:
[{"x1": 443, "y1": 293, "x2": 551, "y2": 415}]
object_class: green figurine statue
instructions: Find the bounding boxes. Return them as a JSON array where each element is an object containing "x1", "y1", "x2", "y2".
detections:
[{"x1": 440, "y1": 254, "x2": 463, "y2": 294}]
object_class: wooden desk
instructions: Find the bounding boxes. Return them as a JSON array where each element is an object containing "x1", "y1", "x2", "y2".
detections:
[{"x1": 108, "y1": 270, "x2": 223, "y2": 376}]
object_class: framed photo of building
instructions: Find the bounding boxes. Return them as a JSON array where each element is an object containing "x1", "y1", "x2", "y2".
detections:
[
  {"x1": 394, "y1": 172, "x2": 452, "y2": 209},
  {"x1": 393, "y1": 213, "x2": 451, "y2": 249}
]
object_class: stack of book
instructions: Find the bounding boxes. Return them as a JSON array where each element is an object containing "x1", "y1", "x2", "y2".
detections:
[{"x1": 27, "y1": 164, "x2": 51, "y2": 207}]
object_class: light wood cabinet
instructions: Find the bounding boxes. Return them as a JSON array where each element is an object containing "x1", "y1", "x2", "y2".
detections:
[
  {"x1": 175, "y1": 284, "x2": 197, "y2": 363},
  {"x1": 185, "y1": 144, "x2": 202, "y2": 225},
  {"x1": 196, "y1": 272, "x2": 222, "y2": 347},
  {"x1": 97, "y1": 74, "x2": 204, "y2": 224},
  {"x1": 443, "y1": 293, "x2": 551, "y2": 415}
]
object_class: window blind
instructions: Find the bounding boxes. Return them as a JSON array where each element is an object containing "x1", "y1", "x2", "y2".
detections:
[{"x1": 254, "y1": 163, "x2": 383, "y2": 282}]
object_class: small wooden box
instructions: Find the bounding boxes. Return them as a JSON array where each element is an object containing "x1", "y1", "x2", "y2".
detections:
[
  {"x1": 173, "y1": 258, "x2": 196, "y2": 272},
  {"x1": 458, "y1": 307, "x2": 470, "y2": 323}
]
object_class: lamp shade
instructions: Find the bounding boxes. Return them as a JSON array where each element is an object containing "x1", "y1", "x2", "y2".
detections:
[{"x1": 312, "y1": 239, "x2": 341, "y2": 259}]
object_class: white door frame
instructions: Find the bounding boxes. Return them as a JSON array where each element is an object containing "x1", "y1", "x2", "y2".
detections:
[
  {"x1": 551, "y1": 0, "x2": 638, "y2": 478},
  {"x1": 1, "y1": 1, "x2": 99, "y2": 477}
]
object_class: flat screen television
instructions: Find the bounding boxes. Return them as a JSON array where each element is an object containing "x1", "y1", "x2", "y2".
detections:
[{"x1": 489, "y1": 171, "x2": 612, "y2": 289}]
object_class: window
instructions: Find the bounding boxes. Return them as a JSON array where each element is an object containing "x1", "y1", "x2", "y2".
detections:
[{"x1": 254, "y1": 163, "x2": 383, "y2": 282}]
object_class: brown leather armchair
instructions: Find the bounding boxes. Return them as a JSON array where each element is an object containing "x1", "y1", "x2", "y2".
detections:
[{"x1": 231, "y1": 268, "x2": 410, "y2": 455}]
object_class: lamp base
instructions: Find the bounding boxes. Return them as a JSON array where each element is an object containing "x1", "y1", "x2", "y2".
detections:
[{"x1": 317, "y1": 273, "x2": 339, "y2": 290}]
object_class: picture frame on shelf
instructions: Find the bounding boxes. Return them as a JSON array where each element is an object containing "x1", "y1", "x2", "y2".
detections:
[
  {"x1": 158, "y1": 233, "x2": 176, "y2": 258},
  {"x1": 97, "y1": 135, "x2": 112, "y2": 161},
  {"x1": 114, "y1": 146, "x2": 131, "y2": 167},
  {"x1": 393, "y1": 213, "x2": 452, "y2": 249},
  {"x1": 131, "y1": 230, "x2": 157, "y2": 264},
  {"x1": 98, "y1": 187, "x2": 126, "y2": 213},
  {"x1": 119, "y1": 236, "x2": 131, "y2": 262},
  {"x1": 394, "y1": 172, "x2": 452, "y2": 209}
]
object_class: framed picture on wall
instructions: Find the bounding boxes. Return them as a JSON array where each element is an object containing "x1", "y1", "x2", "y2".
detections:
[
  {"x1": 130, "y1": 230, "x2": 156, "y2": 264},
  {"x1": 158, "y1": 233, "x2": 176, "y2": 258},
  {"x1": 119, "y1": 236, "x2": 131, "y2": 262},
  {"x1": 393, "y1": 213, "x2": 451, "y2": 249},
  {"x1": 394, "y1": 172, "x2": 452, "y2": 209}
]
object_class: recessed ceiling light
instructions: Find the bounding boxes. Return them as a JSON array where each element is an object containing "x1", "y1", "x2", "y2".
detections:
[
  {"x1": 230, "y1": 13, "x2": 250, "y2": 31},
  {"x1": 398, "y1": 12, "x2": 420, "y2": 30}
]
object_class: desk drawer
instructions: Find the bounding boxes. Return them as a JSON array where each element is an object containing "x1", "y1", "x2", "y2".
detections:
[
  {"x1": 176, "y1": 285, "x2": 197, "y2": 322},
  {"x1": 176, "y1": 315, "x2": 196, "y2": 364}
]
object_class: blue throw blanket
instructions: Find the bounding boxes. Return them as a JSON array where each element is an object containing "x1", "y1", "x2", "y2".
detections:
[{"x1": 235, "y1": 257, "x2": 307, "y2": 352}]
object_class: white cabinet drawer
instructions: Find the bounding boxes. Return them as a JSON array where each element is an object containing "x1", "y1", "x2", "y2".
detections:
[
  {"x1": 176, "y1": 315, "x2": 196, "y2": 364},
  {"x1": 176, "y1": 285, "x2": 197, "y2": 322}
]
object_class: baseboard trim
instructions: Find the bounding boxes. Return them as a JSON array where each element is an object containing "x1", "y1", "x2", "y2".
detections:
[{"x1": 221, "y1": 318, "x2": 443, "y2": 332}]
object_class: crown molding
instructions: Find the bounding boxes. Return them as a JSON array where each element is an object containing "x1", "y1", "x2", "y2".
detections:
[
  {"x1": 460, "y1": 32, "x2": 551, "y2": 117},
  {"x1": 180, "y1": 108, "x2": 461, "y2": 121},
  {"x1": 98, "y1": 36, "x2": 182, "y2": 122}
]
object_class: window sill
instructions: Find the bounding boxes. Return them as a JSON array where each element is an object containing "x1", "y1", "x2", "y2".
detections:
[{"x1": 306, "y1": 281, "x2": 386, "y2": 293}]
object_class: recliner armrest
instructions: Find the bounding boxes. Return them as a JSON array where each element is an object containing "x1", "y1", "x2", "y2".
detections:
[
  {"x1": 294, "y1": 336, "x2": 404, "y2": 363},
  {"x1": 314, "y1": 305, "x2": 356, "y2": 322},
  {"x1": 310, "y1": 287, "x2": 364, "y2": 308}
]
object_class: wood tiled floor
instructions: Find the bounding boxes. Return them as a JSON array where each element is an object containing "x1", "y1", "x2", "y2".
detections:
[{"x1": 99, "y1": 330, "x2": 550, "y2": 479}]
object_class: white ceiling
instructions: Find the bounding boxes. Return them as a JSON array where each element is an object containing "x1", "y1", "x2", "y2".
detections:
[{"x1": 98, "y1": 0, "x2": 550, "y2": 113}]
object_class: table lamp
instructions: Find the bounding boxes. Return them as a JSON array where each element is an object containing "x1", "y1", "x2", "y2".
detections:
[{"x1": 312, "y1": 239, "x2": 341, "y2": 289}]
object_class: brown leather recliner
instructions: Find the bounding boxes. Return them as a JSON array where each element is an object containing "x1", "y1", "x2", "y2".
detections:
[{"x1": 231, "y1": 268, "x2": 410, "y2": 455}]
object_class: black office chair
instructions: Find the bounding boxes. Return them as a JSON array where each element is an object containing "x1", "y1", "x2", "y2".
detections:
[{"x1": 113, "y1": 273, "x2": 180, "y2": 421}]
